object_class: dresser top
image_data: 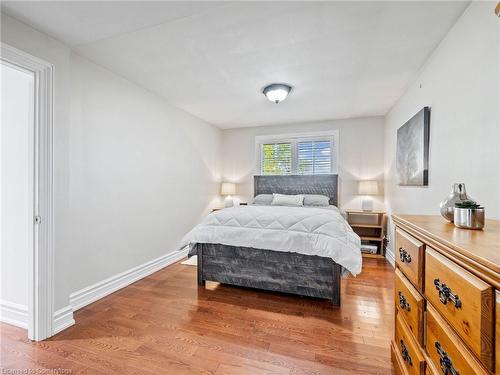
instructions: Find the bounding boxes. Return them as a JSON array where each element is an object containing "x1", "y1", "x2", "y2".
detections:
[{"x1": 393, "y1": 215, "x2": 500, "y2": 277}]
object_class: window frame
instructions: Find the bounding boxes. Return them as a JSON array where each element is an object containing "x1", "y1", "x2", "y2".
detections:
[{"x1": 255, "y1": 130, "x2": 339, "y2": 176}]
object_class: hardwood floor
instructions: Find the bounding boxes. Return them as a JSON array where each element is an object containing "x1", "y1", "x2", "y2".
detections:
[{"x1": 1, "y1": 257, "x2": 395, "y2": 374}]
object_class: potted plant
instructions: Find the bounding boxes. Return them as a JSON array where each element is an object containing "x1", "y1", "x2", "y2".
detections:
[{"x1": 453, "y1": 200, "x2": 485, "y2": 230}]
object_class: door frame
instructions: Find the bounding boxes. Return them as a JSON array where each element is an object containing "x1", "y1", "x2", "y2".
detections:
[{"x1": 1, "y1": 42, "x2": 55, "y2": 340}]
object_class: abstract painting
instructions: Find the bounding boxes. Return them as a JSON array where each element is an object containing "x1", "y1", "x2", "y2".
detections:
[{"x1": 396, "y1": 107, "x2": 430, "y2": 186}]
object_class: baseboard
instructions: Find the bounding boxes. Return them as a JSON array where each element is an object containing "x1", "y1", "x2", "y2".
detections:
[
  {"x1": 385, "y1": 249, "x2": 395, "y2": 267},
  {"x1": 0, "y1": 300, "x2": 28, "y2": 329},
  {"x1": 53, "y1": 305, "x2": 75, "y2": 334},
  {"x1": 0, "y1": 251, "x2": 186, "y2": 335},
  {"x1": 70, "y1": 249, "x2": 188, "y2": 311},
  {"x1": 0, "y1": 300, "x2": 75, "y2": 335}
]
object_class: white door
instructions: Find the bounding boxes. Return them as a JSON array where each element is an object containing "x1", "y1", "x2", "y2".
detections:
[{"x1": 0, "y1": 61, "x2": 35, "y2": 333}]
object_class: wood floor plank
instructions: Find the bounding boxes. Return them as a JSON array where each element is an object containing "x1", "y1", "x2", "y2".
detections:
[
  {"x1": 196, "y1": 347, "x2": 290, "y2": 375},
  {"x1": 1, "y1": 257, "x2": 395, "y2": 374}
]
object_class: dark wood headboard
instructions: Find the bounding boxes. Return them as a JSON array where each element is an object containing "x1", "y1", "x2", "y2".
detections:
[{"x1": 254, "y1": 175, "x2": 339, "y2": 206}]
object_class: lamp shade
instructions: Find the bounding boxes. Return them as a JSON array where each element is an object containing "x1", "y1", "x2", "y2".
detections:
[
  {"x1": 220, "y1": 182, "x2": 236, "y2": 195},
  {"x1": 358, "y1": 180, "x2": 378, "y2": 195},
  {"x1": 263, "y1": 84, "x2": 292, "y2": 104}
]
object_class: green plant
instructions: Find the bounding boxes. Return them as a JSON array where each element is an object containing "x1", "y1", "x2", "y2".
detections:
[{"x1": 455, "y1": 201, "x2": 482, "y2": 209}]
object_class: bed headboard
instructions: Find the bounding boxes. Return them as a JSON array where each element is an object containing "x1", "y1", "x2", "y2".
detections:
[{"x1": 254, "y1": 175, "x2": 339, "y2": 206}]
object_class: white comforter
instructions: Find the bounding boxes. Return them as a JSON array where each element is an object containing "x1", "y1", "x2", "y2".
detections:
[{"x1": 180, "y1": 205, "x2": 362, "y2": 276}]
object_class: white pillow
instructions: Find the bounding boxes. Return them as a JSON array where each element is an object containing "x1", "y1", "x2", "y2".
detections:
[
  {"x1": 252, "y1": 194, "x2": 273, "y2": 205},
  {"x1": 271, "y1": 193, "x2": 304, "y2": 207},
  {"x1": 303, "y1": 194, "x2": 330, "y2": 207}
]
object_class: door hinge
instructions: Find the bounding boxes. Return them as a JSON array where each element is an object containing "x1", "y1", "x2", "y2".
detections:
[{"x1": 34, "y1": 216, "x2": 42, "y2": 224}]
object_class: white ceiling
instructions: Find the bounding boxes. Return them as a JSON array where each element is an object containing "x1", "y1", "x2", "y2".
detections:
[{"x1": 2, "y1": 1, "x2": 469, "y2": 129}]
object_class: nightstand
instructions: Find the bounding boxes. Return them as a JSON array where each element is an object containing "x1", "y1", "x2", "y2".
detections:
[
  {"x1": 345, "y1": 210, "x2": 386, "y2": 258},
  {"x1": 212, "y1": 204, "x2": 247, "y2": 212}
]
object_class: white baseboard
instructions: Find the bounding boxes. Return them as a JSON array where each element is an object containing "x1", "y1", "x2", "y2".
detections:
[
  {"x1": 0, "y1": 300, "x2": 28, "y2": 329},
  {"x1": 53, "y1": 305, "x2": 75, "y2": 334},
  {"x1": 0, "y1": 300, "x2": 75, "y2": 335},
  {"x1": 70, "y1": 249, "x2": 188, "y2": 312},
  {"x1": 1, "y1": 251, "x2": 186, "y2": 336},
  {"x1": 386, "y1": 249, "x2": 395, "y2": 267}
]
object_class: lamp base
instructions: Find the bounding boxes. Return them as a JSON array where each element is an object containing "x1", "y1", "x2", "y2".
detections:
[
  {"x1": 224, "y1": 196, "x2": 234, "y2": 208},
  {"x1": 361, "y1": 198, "x2": 373, "y2": 211}
]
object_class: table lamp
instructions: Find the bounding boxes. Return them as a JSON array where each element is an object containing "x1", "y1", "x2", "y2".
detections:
[
  {"x1": 358, "y1": 180, "x2": 378, "y2": 211},
  {"x1": 221, "y1": 182, "x2": 236, "y2": 208}
]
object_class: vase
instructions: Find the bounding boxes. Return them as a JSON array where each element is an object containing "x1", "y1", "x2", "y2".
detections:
[
  {"x1": 453, "y1": 207, "x2": 485, "y2": 230},
  {"x1": 439, "y1": 183, "x2": 475, "y2": 222}
]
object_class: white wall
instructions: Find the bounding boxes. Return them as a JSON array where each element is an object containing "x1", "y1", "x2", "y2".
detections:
[
  {"x1": 384, "y1": 2, "x2": 500, "y2": 261},
  {"x1": 1, "y1": 13, "x2": 221, "y2": 313},
  {"x1": 0, "y1": 63, "x2": 34, "y2": 310},
  {"x1": 67, "y1": 53, "x2": 221, "y2": 293},
  {"x1": 221, "y1": 117, "x2": 385, "y2": 210}
]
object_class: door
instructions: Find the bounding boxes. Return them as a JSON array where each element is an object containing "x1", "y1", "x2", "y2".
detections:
[{"x1": 0, "y1": 61, "x2": 35, "y2": 333}]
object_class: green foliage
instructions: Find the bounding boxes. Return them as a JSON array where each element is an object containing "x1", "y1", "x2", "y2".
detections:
[
  {"x1": 262, "y1": 143, "x2": 292, "y2": 175},
  {"x1": 455, "y1": 201, "x2": 482, "y2": 209}
]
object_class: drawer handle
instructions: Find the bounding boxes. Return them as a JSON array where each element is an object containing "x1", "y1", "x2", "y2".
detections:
[
  {"x1": 398, "y1": 291, "x2": 411, "y2": 311},
  {"x1": 433, "y1": 279, "x2": 462, "y2": 308},
  {"x1": 400, "y1": 339, "x2": 412, "y2": 366},
  {"x1": 399, "y1": 247, "x2": 412, "y2": 263},
  {"x1": 435, "y1": 342, "x2": 459, "y2": 375}
]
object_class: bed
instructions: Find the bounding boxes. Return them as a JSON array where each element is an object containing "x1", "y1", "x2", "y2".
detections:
[{"x1": 180, "y1": 175, "x2": 361, "y2": 306}]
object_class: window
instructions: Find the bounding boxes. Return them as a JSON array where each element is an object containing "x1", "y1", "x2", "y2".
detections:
[
  {"x1": 257, "y1": 132, "x2": 337, "y2": 175},
  {"x1": 297, "y1": 140, "x2": 331, "y2": 175},
  {"x1": 261, "y1": 143, "x2": 292, "y2": 175}
]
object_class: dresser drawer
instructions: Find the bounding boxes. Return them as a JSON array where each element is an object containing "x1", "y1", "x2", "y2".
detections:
[
  {"x1": 395, "y1": 268, "x2": 424, "y2": 345},
  {"x1": 425, "y1": 247, "x2": 494, "y2": 370},
  {"x1": 424, "y1": 361, "x2": 438, "y2": 375},
  {"x1": 391, "y1": 340, "x2": 410, "y2": 375},
  {"x1": 426, "y1": 304, "x2": 488, "y2": 375},
  {"x1": 423, "y1": 345, "x2": 442, "y2": 375},
  {"x1": 496, "y1": 291, "x2": 500, "y2": 374},
  {"x1": 395, "y1": 228, "x2": 425, "y2": 291},
  {"x1": 395, "y1": 313, "x2": 425, "y2": 375}
]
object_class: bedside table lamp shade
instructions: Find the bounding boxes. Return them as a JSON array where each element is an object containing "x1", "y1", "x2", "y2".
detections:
[
  {"x1": 221, "y1": 182, "x2": 236, "y2": 207},
  {"x1": 358, "y1": 180, "x2": 378, "y2": 195},
  {"x1": 358, "y1": 180, "x2": 378, "y2": 211},
  {"x1": 221, "y1": 182, "x2": 236, "y2": 196}
]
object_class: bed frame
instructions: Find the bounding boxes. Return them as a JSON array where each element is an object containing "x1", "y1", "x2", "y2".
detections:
[{"x1": 196, "y1": 174, "x2": 342, "y2": 306}]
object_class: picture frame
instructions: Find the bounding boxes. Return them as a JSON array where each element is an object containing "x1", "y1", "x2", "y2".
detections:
[{"x1": 396, "y1": 107, "x2": 430, "y2": 186}]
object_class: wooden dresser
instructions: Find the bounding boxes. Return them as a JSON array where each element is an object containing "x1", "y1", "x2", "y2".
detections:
[{"x1": 391, "y1": 215, "x2": 500, "y2": 375}]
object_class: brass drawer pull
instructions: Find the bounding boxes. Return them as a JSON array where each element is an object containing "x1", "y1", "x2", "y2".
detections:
[
  {"x1": 400, "y1": 339, "x2": 412, "y2": 366},
  {"x1": 399, "y1": 247, "x2": 412, "y2": 263},
  {"x1": 435, "y1": 342, "x2": 459, "y2": 375},
  {"x1": 433, "y1": 279, "x2": 462, "y2": 308},
  {"x1": 398, "y1": 291, "x2": 411, "y2": 311}
]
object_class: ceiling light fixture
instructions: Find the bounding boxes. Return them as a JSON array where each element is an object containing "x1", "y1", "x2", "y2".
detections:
[{"x1": 262, "y1": 83, "x2": 292, "y2": 104}]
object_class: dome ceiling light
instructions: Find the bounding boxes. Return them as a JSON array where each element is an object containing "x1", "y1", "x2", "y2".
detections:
[{"x1": 262, "y1": 83, "x2": 292, "y2": 104}]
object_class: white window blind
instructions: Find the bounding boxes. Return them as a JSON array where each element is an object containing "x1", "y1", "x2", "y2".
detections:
[
  {"x1": 261, "y1": 143, "x2": 292, "y2": 175},
  {"x1": 297, "y1": 140, "x2": 331, "y2": 175}
]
